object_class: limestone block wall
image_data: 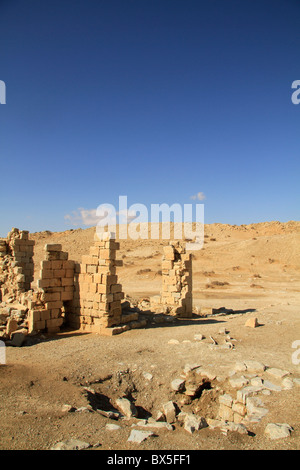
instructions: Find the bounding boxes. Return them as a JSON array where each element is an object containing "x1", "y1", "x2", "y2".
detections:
[
  {"x1": 0, "y1": 228, "x2": 34, "y2": 301},
  {"x1": 66, "y1": 235, "x2": 124, "y2": 333},
  {"x1": 151, "y1": 241, "x2": 193, "y2": 317},
  {"x1": 27, "y1": 244, "x2": 75, "y2": 334}
]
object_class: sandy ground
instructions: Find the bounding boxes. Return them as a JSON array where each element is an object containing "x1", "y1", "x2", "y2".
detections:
[{"x1": 0, "y1": 221, "x2": 300, "y2": 450}]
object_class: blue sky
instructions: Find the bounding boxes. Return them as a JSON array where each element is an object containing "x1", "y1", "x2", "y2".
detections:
[{"x1": 0, "y1": 0, "x2": 299, "y2": 236}]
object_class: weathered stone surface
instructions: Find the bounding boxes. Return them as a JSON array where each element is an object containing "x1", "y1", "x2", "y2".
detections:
[
  {"x1": 237, "y1": 385, "x2": 264, "y2": 404},
  {"x1": 265, "y1": 368, "x2": 289, "y2": 379},
  {"x1": 194, "y1": 334, "x2": 204, "y2": 341},
  {"x1": 106, "y1": 423, "x2": 121, "y2": 431},
  {"x1": 51, "y1": 439, "x2": 91, "y2": 450},
  {"x1": 219, "y1": 404, "x2": 234, "y2": 422},
  {"x1": 162, "y1": 401, "x2": 177, "y2": 423},
  {"x1": 245, "y1": 317, "x2": 259, "y2": 328},
  {"x1": 168, "y1": 339, "x2": 179, "y2": 345},
  {"x1": 115, "y1": 398, "x2": 138, "y2": 418},
  {"x1": 263, "y1": 380, "x2": 282, "y2": 392},
  {"x1": 265, "y1": 423, "x2": 293, "y2": 440},
  {"x1": 127, "y1": 429, "x2": 154, "y2": 443},
  {"x1": 282, "y1": 377, "x2": 294, "y2": 390},
  {"x1": 143, "y1": 372, "x2": 153, "y2": 381},
  {"x1": 183, "y1": 414, "x2": 207, "y2": 434},
  {"x1": 219, "y1": 394, "x2": 233, "y2": 407},
  {"x1": 6, "y1": 318, "x2": 18, "y2": 337},
  {"x1": 250, "y1": 377, "x2": 264, "y2": 387},
  {"x1": 229, "y1": 376, "x2": 249, "y2": 389},
  {"x1": 171, "y1": 378, "x2": 185, "y2": 392},
  {"x1": 243, "y1": 360, "x2": 266, "y2": 373},
  {"x1": 246, "y1": 397, "x2": 269, "y2": 422}
]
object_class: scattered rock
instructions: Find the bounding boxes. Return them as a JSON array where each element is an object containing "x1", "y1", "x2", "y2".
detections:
[
  {"x1": 243, "y1": 360, "x2": 266, "y2": 373},
  {"x1": 245, "y1": 317, "x2": 259, "y2": 328},
  {"x1": 262, "y1": 380, "x2": 282, "y2": 392},
  {"x1": 265, "y1": 423, "x2": 293, "y2": 440},
  {"x1": 162, "y1": 401, "x2": 177, "y2": 423},
  {"x1": 265, "y1": 368, "x2": 289, "y2": 379},
  {"x1": 127, "y1": 429, "x2": 154, "y2": 444},
  {"x1": 61, "y1": 404, "x2": 76, "y2": 413},
  {"x1": 106, "y1": 423, "x2": 121, "y2": 431},
  {"x1": 168, "y1": 339, "x2": 179, "y2": 345},
  {"x1": 250, "y1": 377, "x2": 264, "y2": 387},
  {"x1": 282, "y1": 377, "x2": 294, "y2": 390},
  {"x1": 143, "y1": 372, "x2": 153, "y2": 381},
  {"x1": 6, "y1": 318, "x2": 18, "y2": 337},
  {"x1": 229, "y1": 376, "x2": 249, "y2": 389},
  {"x1": 194, "y1": 334, "x2": 204, "y2": 341},
  {"x1": 115, "y1": 398, "x2": 138, "y2": 418},
  {"x1": 171, "y1": 378, "x2": 185, "y2": 392},
  {"x1": 183, "y1": 414, "x2": 208, "y2": 434},
  {"x1": 51, "y1": 439, "x2": 91, "y2": 450}
]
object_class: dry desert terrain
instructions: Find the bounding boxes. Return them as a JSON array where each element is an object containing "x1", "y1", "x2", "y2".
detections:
[{"x1": 0, "y1": 221, "x2": 300, "y2": 451}]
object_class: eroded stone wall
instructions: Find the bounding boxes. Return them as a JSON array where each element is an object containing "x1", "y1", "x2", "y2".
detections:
[
  {"x1": 66, "y1": 234, "x2": 124, "y2": 334},
  {"x1": 151, "y1": 241, "x2": 192, "y2": 317},
  {"x1": 0, "y1": 228, "x2": 34, "y2": 302}
]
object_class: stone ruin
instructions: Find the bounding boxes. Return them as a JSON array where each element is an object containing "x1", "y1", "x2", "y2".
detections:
[
  {"x1": 0, "y1": 229, "x2": 194, "y2": 344},
  {"x1": 150, "y1": 241, "x2": 192, "y2": 317}
]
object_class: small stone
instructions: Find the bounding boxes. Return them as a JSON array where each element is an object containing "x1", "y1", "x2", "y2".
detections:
[
  {"x1": 75, "y1": 406, "x2": 91, "y2": 413},
  {"x1": 183, "y1": 414, "x2": 208, "y2": 434},
  {"x1": 194, "y1": 334, "x2": 204, "y2": 341},
  {"x1": 263, "y1": 380, "x2": 282, "y2": 392},
  {"x1": 168, "y1": 339, "x2": 179, "y2": 345},
  {"x1": 6, "y1": 318, "x2": 18, "y2": 337},
  {"x1": 224, "y1": 422, "x2": 248, "y2": 435},
  {"x1": 245, "y1": 317, "x2": 259, "y2": 328},
  {"x1": 265, "y1": 423, "x2": 293, "y2": 440},
  {"x1": 162, "y1": 401, "x2": 177, "y2": 423},
  {"x1": 282, "y1": 377, "x2": 294, "y2": 390},
  {"x1": 115, "y1": 398, "x2": 138, "y2": 418},
  {"x1": 250, "y1": 377, "x2": 264, "y2": 387},
  {"x1": 244, "y1": 360, "x2": 266, "y2": 373},
  {"x1": 218, "y1": 327, "x2": 229, "y2": 334},
  {"x1": 155, "y1": 411, "x2": 165, "y2": 422},
  {"x1": 51, "y1": 439, "x2": 91, "y2": 450},
  {"x1": 61, "y1": 404, "x2": 76, "y2": 413},
  {"x1": 234, "y1": 361, "x2": 247, "y2": 372},
  {"x1": 171, "y1": 378, "x2": 185, "y2": 392},
  {"x1": 143, "y1": 372, "x2": 153, "y2": 381},
  {"x1": 265, "y1": 368, "x2": 289, "y2": 379},
  {"x1": 127, "y1": 429, "x2": 154, "y2": 444},
  {"x1": 229, "y1": 376, "x2": 249, "y2": 389},
  {"x1": 106, "y1": 423, "x2": 121, "y2": 431}
]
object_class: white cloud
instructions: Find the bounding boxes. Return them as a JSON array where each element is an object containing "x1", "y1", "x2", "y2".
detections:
[
  {"x1": 64, "y1": 208, "x2": 100, "y2": 226},
  {"x1": 190, "y1": 192, "x2": 206, "y2": 201},
  {"x1": 64, "y1": 207, "x2": 138, "y2": 227}
]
